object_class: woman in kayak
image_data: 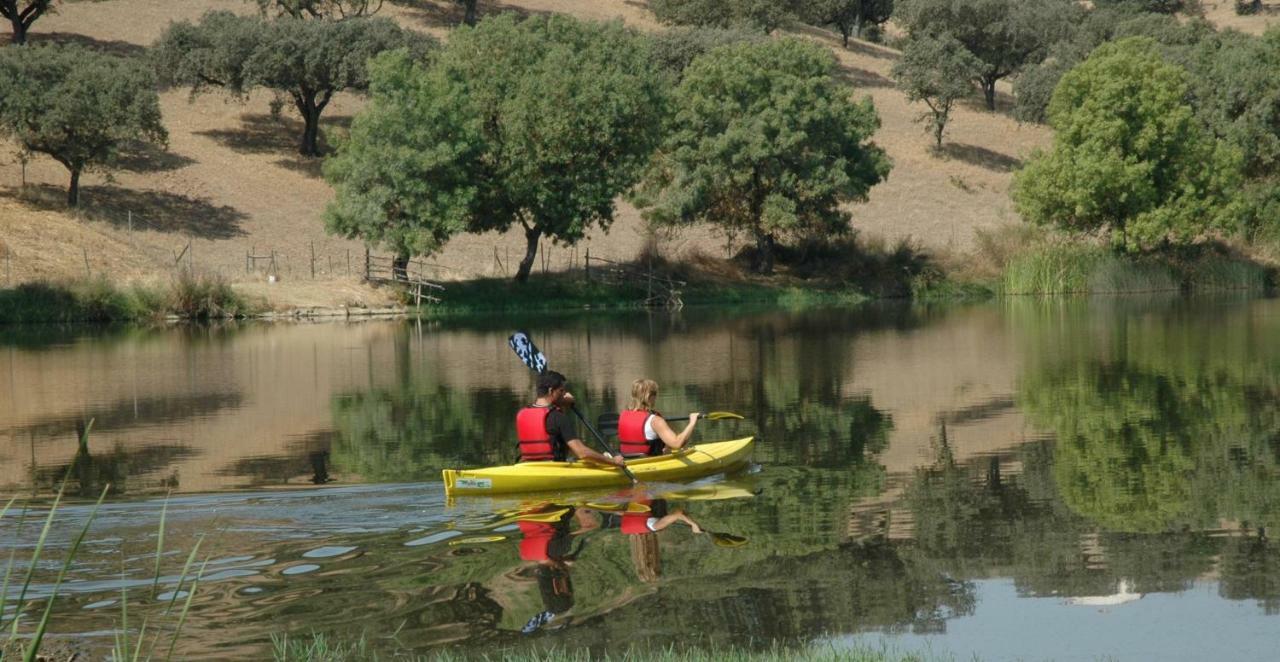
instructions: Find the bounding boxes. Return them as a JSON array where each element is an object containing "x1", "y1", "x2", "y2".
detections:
[{"x1": 617, "y1": 379, "x2": 700, "y2": 458}]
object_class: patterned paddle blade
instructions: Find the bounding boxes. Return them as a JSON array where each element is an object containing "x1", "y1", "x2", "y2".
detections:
[{"x1": 508, "y1": 330, "x2": 547, "y2": 374}]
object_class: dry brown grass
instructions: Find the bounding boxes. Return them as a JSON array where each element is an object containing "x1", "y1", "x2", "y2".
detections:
[{"x1": 0, "y1": 0, "x2": 1270, "y2": 306}]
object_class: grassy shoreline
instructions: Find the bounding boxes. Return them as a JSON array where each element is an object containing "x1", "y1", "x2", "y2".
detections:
[
  {"x1": 1, "y1": 247, "x2": 1274, "y2": 324},
  {"x1": 0, "y1": 272, "x2": 259, "y2": 324}
]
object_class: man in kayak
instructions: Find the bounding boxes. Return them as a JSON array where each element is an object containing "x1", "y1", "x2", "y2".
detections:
[
  {"x1": 517, "y1": 371, "x2": 626, "y2": 466},
  {"x1": 617, "y1": 379, "x2": 701, "y2": 458}
]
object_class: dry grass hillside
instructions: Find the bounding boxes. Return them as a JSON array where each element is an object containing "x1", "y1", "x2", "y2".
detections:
[{"x1": 0, "y1": 1, "x2": 1269, "y2": 306}]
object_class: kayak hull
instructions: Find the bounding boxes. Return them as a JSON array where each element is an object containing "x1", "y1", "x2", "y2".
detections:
[{"x1": 442, "y1": 437, "x2": 755, "y2": 496}]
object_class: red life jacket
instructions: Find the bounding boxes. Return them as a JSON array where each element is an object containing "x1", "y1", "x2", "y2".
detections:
[
  {"x1": 518, "y1": 520, "x2": 555, "y2": 561},
  {"x1": 621, "y1": 498, "x2": 654, "y2": 535},
  {"x1": 618, "y1": 410, "x2": 661, "y2": 458},
  {"x1": 516, "y1": 405, "x2": 557, "y2": 462}
]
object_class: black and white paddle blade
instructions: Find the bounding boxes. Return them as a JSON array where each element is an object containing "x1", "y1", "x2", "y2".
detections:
[{"x1": 508, "y1": 330, "x2": 548, "y2": 374}]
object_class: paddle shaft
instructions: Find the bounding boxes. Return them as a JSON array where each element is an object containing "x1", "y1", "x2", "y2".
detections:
[{"x1": 571, "y1": 405, "x2": 639, "y2": 483}]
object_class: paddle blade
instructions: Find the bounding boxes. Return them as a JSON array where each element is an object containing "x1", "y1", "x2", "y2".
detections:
[
  {"x1": 508, "y1": 331, "x2": 547, "y2": 374},
  {"x1": 708, "y1": 531, "x2": 748, "y2": 548},
  {"x1": 449, "y1": 535, "x2": 506, "y2": 546},
  {"x1": 597, "y1": 413, "x2": 620, "y2": 437},
  {"x1": 706, "y1": 412, "x2": 745, "y2": 421}
]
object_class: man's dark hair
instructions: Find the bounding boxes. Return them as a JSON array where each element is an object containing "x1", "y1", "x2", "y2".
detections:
[{"x1": 536, "y1": 370, "x2": 567, "y2": 396}]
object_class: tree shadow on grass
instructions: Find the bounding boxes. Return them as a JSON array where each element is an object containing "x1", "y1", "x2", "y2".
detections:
[
  {"x1": 196, "y1": 112, "x2": 352, "y2": 158},
  {"x1": 115, "y1": 140, "x2": 197, "y2": 174},
  {"x1": 7, "y1": 184, "x2": 248, "y2": 239},
  {"x1": 933, "y1": 142, "x2": 1023, "y2": 173},
  {"x1": 388, "y1": 0, "x2": 549, "y2": 30},
  {"x1": 11, "y1": 31, "x2": 149, "y2": 58},
  {"x1": 836, "y1": 65, "x2": 895, "y2": 90}
]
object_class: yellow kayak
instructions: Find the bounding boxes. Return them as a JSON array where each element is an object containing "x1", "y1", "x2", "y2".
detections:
[{"x1": 441, "y1": 437, "x2": 755, "y2": 496}]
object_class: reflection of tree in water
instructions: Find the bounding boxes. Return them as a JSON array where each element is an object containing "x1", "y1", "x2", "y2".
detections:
[
  {"x1": 34, "y1": 423, "x2": 189, "y2": 496},
  {"x1": 330, "y1": 384, "x2": 524, "y2": 482}
]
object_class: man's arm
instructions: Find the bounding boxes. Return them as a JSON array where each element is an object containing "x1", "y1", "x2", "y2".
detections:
[{"x1": 566, "y1": 438, "x2": 623, "y2": 466}]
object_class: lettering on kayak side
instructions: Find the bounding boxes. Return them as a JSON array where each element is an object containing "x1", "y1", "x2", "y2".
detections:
[{"x1": 455, "y1": 478, "x2": 493, "y2": 490}]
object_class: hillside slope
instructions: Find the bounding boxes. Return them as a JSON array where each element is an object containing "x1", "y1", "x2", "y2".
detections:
[{"x1": 7, "y1": 0, "x2": 1250, "y2": 303}]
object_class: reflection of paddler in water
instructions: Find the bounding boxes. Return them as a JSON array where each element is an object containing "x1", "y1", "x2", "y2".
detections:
[
  {"x1": 617, "y1": 498, "x2": 703, "y2": 583},
  {"x1": 514, "y1": 503, "x2": 600, "y2": 634}
]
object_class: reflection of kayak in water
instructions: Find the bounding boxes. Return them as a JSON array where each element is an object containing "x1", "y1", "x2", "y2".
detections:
[{"x1": 441, "y1": 437, "x2": 755, "y2": 496}]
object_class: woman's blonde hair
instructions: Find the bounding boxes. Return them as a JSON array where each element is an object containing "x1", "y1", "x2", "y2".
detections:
[
  {"x1": 629, "y1": 533, "x2": 661, "y2": 583},
  {"x1": 629, "y1": 379, "x2": 658, "y2": 410}
]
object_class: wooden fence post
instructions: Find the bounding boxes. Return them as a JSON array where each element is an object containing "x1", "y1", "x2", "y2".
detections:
[
  {"x1": 83, "y1": 247, "x2": 91, "y2": 279},
  {"x1": 347, "y1": 249, "x2": 351, "y2": 276},
  {"x1": 364, "y1": 246, "x2": 371, "y2": 280},
  {"x1": 5, "y1": 248, "x2": 11, "y2": 286},
  {"x1": 585, "y1": 248, "x2": 590, "y2": 280},
  {"x1": 310, "y1": 240, "x2": 316, "y2": 279}
]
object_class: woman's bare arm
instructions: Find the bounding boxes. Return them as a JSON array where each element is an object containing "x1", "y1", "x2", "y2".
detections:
[{"x1": 651, "y1": 412, "x2": 700, "y2": 451}]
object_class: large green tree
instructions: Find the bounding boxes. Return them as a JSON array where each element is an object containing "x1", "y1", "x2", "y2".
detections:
[
  {"x1": 892, "y1": 34, "x2": 982, "y2": 147},
  {"x1": 895, "y1": 0, "x2": 1082, "y2": 110},
  {"x1": 153, "y1": 11, "x2": 429, "y2": 156},
  {"x1": 0, "y1": 43, "x2": 166, "y2": 206},
  {"x1": 0, "y1": 0, "x2": 52, "y2": 45},
  {"x1": 325, "y1": 14, "x2": 667, "y2": 282},
  {"x1": 635, "y1": 38, "x2": 890, "y2": 274},
  {"x1": 799, "y1": 0, "x2": 894, "y2": 48},
  {"x1": 649, "y1": 0, "x2": 798, "y2": 34},
  {"x1": 1013, "y1": 38, "x2": 1244, "y2": 252},
  {"x1": 1013, "y1": 9, "x2": 1212, "y2": 123}
]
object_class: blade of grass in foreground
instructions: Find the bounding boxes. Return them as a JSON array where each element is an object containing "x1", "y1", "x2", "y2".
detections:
[
  {"x1": 164, "y1": 535, "x2": 204, "y2": 617},
  {"x1": 23, "y1": 482, "x2": 110, "y2": 662},
  {"x1": 7, "y1": 419, "x2": 91, "y2": 642},
  {"x1": 152, "y1": 491, "x2": 170, "y2": 598},
  {"x1": 0, "y1": 496, "x2": 19, "y2": 629},
  {"x1": 165, "y1": 558, "x2": 207, "y2": 661},
  {"x1": 7, "y1": 480, "x2": 67, "y2": 642}
]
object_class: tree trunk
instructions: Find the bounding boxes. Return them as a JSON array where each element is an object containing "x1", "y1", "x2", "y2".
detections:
[
  {"x1": 7, "y1": 15, "x2": 26, "y2": 45},
  {"x1": 753, "y1": 232, "x2": 775, "y2": 275},
  {"x1": 67, "y1": 168, "x2": 81, "y2": 207},
  {"x1": 392, "y1": 251, "x2": 409, "y2": 281},
  {"x1": 841, "y1": 26, "x2": 851, "y2": 49},
  {"x1": 294, "y1": 89, "x2": 332, "y2": 157},
  {"x1": 301, "y1": 106, "x2": 321, "y2": 157},
  {"x1": 934, "y1": 106, "x2": 948, "y2": 148},
  {"x1": 462, "y1": 0, "x2": 477, "y2": 25},
  {"x1": 981, "y1": 76, "x2": 997, "y2": 111},
  {"x1": 515, "y1": 226, "x2": 541, "y2": 283}
]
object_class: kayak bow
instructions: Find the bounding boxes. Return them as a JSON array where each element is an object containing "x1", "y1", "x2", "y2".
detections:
[{"x1": 442, "y1": 437, "x2": 754, "y2": 496}]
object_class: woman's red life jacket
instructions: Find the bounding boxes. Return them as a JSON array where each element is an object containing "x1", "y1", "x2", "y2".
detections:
[
  {"x1": 621, "y1": 511, "x2": 651, "y2": 535},
  {"x1": 516, "y1": 406, "x2": 557, "y2": 462},
  {"x1": 518, "y1": 520, "x2": 555, "y2": 561},
  {"x1": 618, "y1": 410, "x2": 661, "y2": 458}
]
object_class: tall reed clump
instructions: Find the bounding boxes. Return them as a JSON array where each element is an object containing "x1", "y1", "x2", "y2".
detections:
[
  {"x1": 1002, "y1": 243, "x2": 1182, "y2": 295},
  {"x1": 167, "y1": 270, "x2": 252, "y2": 319},
  {"x1": 1001, "y1": 243, "x2": 1107, "y2": 295},
  {"x1": 1, "y1": 422, "x2": 206, "y2": 662}
]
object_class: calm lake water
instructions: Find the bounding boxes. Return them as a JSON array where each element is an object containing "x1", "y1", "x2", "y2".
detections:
[{"x1": 2, "y1": 297, "x2": 1280, "y2": 660}]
